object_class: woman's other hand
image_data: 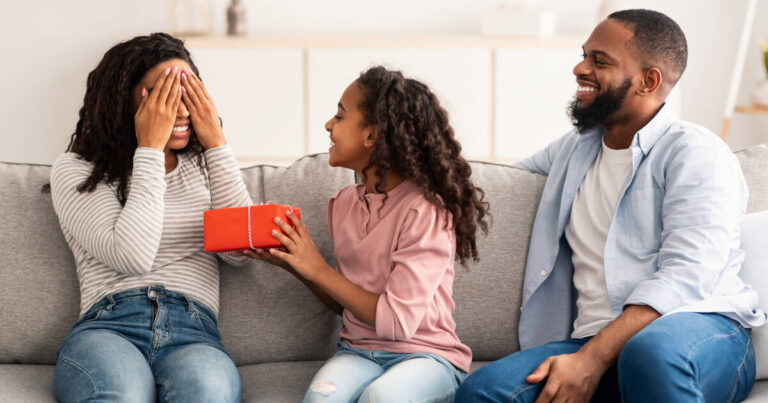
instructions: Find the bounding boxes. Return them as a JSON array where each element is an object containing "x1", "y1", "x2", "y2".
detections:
[
  {"x1": 181, "y1": 68, "x2": 226, "y2": 150},
  {"x1": 134, "y1": 66, "x2": 182, "y2": 150}
]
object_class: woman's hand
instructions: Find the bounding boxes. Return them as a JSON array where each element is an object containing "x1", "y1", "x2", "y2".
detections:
[
  {"x1": 135, "y1": 67, "x2": 182, "y2": 150},
  {"x1": 268, "y1": 210, "x2": 332, "y2": 282},
  {"x1": 181, "y1": 68, "x2": 226, "y2": 150},
  {"x1": 239, "y1": 248, "x2": 294, "y2": 272}
]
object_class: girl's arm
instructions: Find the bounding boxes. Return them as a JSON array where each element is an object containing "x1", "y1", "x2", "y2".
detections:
[
  {"x1": 268, "y1": 207, "x2": 452, "y2": 338},
  {"x1": 241, "y1": 248, "x2": 344, "y2": 315}
]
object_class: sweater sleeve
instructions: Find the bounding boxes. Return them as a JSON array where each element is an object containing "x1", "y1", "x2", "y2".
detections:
[
  {"x1": 49, "y1": 148, "x2": 166, "y2": 276},
  {"x1": 204, "y1": 145, "x2": 253, "y2": 266},
  {"x1": 375, "y1": 203, "x2": 454, "y2": 341}
]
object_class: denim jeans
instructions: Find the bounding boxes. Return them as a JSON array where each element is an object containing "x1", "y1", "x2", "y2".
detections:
[
  {"x1": 53, "y1": 285, "x2": 241, "y2": 402},
  {"x1": 303, "y1": 342, "x2": 467, "y2": 403},
  {"x1": 456, "y1": 312, "x2": 755, "y2": 403}
]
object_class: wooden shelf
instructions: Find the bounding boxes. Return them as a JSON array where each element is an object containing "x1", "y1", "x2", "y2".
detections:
[{"x1": 734, "y1": 105, "x2": 768, "y2": 115}]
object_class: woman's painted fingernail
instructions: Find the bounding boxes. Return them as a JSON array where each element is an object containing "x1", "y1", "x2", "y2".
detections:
[
  {"x1": 142, "y1": 87, "x2": 147, "y2": 97},
  {"x1": 272, "y1": 229, "x2": 279, "y2": 236},
  {"x1": 286, "y1": 210, "x2": 293, "y2": 215},
  {"x1": 274, "y1": 217, "x2": 282, "y2": 224},
  {"x1": 182, "y1": 73, "x2": 187, "y2": 81},
  {"x1": 164, "y1": 67, "x2": 171, "y2": 75}
]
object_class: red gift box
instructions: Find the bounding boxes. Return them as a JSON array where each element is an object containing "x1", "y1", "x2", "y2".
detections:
[{"x1": 204, "y1": 204, "x2": 301, "y2": 252}]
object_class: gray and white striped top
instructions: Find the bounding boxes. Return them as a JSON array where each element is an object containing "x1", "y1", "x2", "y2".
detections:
[{"x1": 50, "y1": 145, "x2": 251, "y2": 317}]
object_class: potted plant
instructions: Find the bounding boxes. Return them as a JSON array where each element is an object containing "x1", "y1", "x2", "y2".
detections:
[{"x1": 753, "y1": 41, "x2": 768, "y2": 109}]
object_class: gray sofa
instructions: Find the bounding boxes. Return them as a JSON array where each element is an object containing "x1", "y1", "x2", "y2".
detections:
[{"x1": 1, "y1": 145, "x2": 767, "y2": 402}]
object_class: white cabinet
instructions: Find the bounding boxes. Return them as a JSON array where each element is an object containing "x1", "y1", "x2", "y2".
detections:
[
  {"x1": 307, "y1": 48, "x2": 492, "y2": 160},
  {"x1": 189, "y1": 48, "x2": 304, "y2": 162},
  {"x1": 185, "y1": 36, "x2": 592, "y2": 165},
  {"x1": 494, "y1": 48, "x2": 578, "y2": 161}
]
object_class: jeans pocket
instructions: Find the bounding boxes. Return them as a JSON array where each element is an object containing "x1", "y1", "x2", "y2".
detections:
[{"x1": 190, "y1": 304, "x2": 222, "y2": 340}]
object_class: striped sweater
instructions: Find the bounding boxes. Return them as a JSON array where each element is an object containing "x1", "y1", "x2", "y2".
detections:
[{"x1": 50, "y1": 145, "x2": 251, "y2": 316}]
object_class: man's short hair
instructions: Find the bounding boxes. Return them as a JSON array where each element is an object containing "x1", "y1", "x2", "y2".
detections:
[{"x1": 609, "y1": 9, "x2": 688, "y2": 87}]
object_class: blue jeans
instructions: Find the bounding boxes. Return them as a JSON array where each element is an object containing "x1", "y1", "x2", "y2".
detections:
[
  {"x1": 303, "y1": 342, "x2": 467, "y2": 403},
  {"x1": 53, "y1": 286, "x2": 241, "y2": 402},
  {"x1": 456, "y1": 312, "x2": 755, "y2": 403}
]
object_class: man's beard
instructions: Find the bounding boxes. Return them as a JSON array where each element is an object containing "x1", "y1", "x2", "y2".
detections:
[{"x1": 568, "y1": 78, "x2": 632, "y2": 133}]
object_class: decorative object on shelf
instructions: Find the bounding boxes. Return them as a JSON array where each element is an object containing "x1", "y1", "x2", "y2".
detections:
[
  {"x1": 481, "y1": 0, "x2": 555, "y2": 38},
  {"x1": 227, "y1": 0, "x2": 247, "y2": 36},
  {"x1": 171, "y1": 0, "x2": 212, "y2": 36},
  {"x1": 597, "y1": 0, "x2": 628, "y2": 21},
  {"x1": 751, "y1": 41, "x2": 768, "y2": 109}
]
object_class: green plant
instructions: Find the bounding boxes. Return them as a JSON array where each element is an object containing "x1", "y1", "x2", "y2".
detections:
[{"x1": 761, "y1": 41, "x2": 768, "y2": 76}]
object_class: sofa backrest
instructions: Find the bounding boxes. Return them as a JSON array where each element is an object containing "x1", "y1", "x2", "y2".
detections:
[{"x1": 1, "y1": 145, "x2": 766, "y2": 366}]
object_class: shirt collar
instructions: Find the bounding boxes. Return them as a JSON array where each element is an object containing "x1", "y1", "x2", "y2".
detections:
[
  {"x1": 631, "y1": 103, "x2": 675, "y2": 155},
  {"x1": 578, "y1": 103, "x2": 675, "y2": 156}
]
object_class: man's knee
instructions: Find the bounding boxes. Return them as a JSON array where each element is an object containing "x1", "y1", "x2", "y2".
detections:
[
  {"x1": 619, "y1": 327, "x2": 688, "y2": 379},
  {"x1": 455, "y1": 363, "x2": 536, "y2": 403}
]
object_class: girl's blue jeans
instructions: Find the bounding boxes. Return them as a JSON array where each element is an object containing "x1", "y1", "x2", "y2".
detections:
[{"x1": 303, "y1": 342, "x2": 467, "y2": 403}]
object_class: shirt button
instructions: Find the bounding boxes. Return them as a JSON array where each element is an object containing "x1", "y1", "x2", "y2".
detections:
[{"x1": 540, "y1": 270, "x2": 547, "y2": 276}]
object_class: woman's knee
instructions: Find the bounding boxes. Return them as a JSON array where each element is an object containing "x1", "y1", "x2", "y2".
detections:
[
  {"x1": 54, "y1": 331, "x2": 153, "y2": 402},
  {"x1": 155, "y1": 344, "x2": 241, "y2": 402}
]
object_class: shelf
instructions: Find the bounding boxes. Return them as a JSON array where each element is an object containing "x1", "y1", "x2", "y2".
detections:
[{"x1": 734, "y1": 105, "x2": 768, "y2": 115}]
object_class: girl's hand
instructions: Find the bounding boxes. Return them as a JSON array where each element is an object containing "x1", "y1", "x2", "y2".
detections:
[
  {"x1": 135, "y1": 67, "x2": 182, "y2": 150},
  {"x1": 269, "y1": 210, "x2": 331, "y2": 281},
  {"x1": 180, "y1": 68, "x2": 226, "y2": 150}
]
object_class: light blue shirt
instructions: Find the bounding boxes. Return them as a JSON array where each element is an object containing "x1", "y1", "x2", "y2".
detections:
[{"x1": 513, "y1": 104, "x2": 767, "y2": 350}]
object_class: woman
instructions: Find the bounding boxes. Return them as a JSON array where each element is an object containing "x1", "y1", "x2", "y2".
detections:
[{"x1": 49, "y1": 33, "x2": 248, "y2": 402}]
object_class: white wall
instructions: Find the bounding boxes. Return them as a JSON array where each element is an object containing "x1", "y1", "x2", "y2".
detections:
[{"x1": 1, "y1": 0, "x2": 766, "y2": 164}]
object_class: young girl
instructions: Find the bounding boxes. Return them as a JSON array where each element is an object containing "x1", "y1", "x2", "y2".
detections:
[
  {"x1": 242, "y1": 66, "x2": 489, "y2": 402},
  {"x1": 48, "y1": 33, "x2": 249, "y2": 402}
]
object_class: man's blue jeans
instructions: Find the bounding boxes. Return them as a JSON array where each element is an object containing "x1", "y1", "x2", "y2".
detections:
[
  {"x1": 456, "y1": 312, "x2": 756, "y2": 402},
  {"x1": 53, "y1": 286, "x2": 241, "y2": 402}
]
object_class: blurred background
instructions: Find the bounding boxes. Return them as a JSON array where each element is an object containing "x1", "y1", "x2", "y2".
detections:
[{"x1": 1, "y1": 0, "x2": 766, "y2": 166}]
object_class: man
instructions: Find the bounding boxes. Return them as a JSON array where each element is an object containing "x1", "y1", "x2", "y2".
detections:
[{"x1": 456, "y1": 9, "x2": 766, "y2": 403}]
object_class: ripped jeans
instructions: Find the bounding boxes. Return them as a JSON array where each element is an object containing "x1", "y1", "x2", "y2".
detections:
[{"x1": 304, "y1": 342, "x2": 466, "y2": 403}]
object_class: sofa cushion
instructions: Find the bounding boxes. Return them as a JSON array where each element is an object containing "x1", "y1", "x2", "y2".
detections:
[
  {"x1": 0, "y1": 364, "x2": 56, "y2": 402},
  {"x1": 739, "y1": 211, "x2": 768, "y2": 379},
  {"x1": 0, "y1": 163, "x2": 80, "y2": 365},
  {"x1": 452, "y1": 162, "x2": 545, "y2": 361},
  {"x1": 735, "y1": 144, "x2": 768, "y2": 213},
  {"x1": 219, "y1": 154, "x2": 355, "y2": 365}
]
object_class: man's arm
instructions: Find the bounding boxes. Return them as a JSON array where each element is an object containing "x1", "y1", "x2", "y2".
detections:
[
  {"x1": 512, "y1": 130, "x2": 575, "y2": 176},
  {"x1": 527, "y1": 305, "x2": 659, "y2": 403}
]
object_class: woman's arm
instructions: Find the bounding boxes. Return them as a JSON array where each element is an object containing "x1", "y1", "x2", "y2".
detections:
[
  {"x1": 181, "y1": 69, "x2": 253, "y2": 267},
  {"x1": 50, "y1": 149, "x2": 166, "y2": 275},
  {"x1": 50, "y1": 69, "x2": 183, "y2": 275}
]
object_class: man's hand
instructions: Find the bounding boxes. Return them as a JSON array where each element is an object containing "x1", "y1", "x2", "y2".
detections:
[{"x1": 527, "y1": 351, "x2": 608, "y2": 403}]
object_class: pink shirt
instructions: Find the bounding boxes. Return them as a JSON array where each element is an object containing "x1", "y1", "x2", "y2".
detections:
[{"x1": 327, "y1": 180, "x2": 472, "y2": 372}]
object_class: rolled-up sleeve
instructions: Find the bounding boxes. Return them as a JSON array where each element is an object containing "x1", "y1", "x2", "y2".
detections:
[
  {"x1": 375, "y1": 206, "x2": 453, "y2": 341},
  {"x1": 624, "y1": 135, "x2": 747, "y2": 314}
]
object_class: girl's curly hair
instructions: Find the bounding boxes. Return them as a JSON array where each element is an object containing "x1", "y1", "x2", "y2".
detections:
[
  {"x1": 43, "y1": 32, "x2": 205, "y2": 205},
  {"x1": 357, "y1": 66, "x2": 490, "y2": 266}
]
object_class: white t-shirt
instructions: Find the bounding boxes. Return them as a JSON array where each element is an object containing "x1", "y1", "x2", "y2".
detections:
[{"x1": 566, "y1": 140, "x2": 633, "y2": 338}]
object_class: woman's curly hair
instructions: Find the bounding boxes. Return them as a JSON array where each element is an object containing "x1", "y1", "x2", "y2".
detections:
[
  {"x1": 357, "y1": 66, "x2": 490, "y2": 266},
  {"x1": 43, "y1": 32, "x2": 205, "y2": 205}
]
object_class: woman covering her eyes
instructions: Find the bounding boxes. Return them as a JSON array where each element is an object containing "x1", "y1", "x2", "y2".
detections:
[{"x1": 48, "y1": 32, "x2": 250, "y2": 402}]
